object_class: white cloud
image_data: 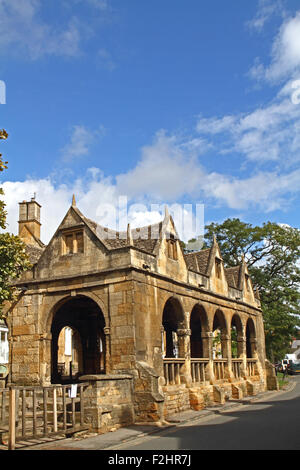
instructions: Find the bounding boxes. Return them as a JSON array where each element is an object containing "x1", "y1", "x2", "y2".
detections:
[
  {"x1": 0, "y1": 0, "x2": 82, "y2": 59},
  {"x1": 0, "y1": 0, "x2": 112, "y2": 60},
  {"x1": 196, "y1": 81, "x2": 300, "y2": 164},
  {"x1": 249, "y1": 11, "x2": 300, "y2": 83},
  {"x1": 247, "y1": 0, "x2": 285, "y2": 32},
  {"x1": 61, "y1": 124, "x2": 106, "y2": 161},
  {"x1": 2, "y1": 129, "x2": 300, "y2": 244}
]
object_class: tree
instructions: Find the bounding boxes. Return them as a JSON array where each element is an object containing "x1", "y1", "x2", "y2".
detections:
[
  {"x1": 205, "y1": 218, "x2": 300, "y2": 362},
  {"x1": 0, "y1": 130, "x2": 31, "y2": 317}
]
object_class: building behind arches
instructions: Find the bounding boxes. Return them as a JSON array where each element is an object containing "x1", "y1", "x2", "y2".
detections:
[{"x1": 4, "y1": 196, "x2": 278, "y2": 433}]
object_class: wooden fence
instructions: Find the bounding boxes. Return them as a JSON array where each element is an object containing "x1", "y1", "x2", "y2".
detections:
[{"x1": 0, "y1": 383, "x2": 89, "y2": 450}]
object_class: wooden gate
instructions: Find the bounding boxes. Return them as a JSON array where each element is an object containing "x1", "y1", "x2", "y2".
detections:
[{"x1": 0, "y1": 383, "x2": 89, "y2": 450}]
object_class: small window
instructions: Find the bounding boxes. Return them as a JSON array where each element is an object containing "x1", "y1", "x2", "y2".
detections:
[
  {"x1": 63, "y1": 231, "x2": 84, "y2": 255},
  {"x1": 215, "y1": 258, "x2": 222, "y2": 279},
  {"x1": 245, "y1": 274, "x2": 250, "y2": 291},
  {"x1": 76, "y1": 232, "x2": 84, "y2": 253},
  {"x1": 167, "y1": 234, "x2": 178, "y2": 260},
  {"x1": 65, "y1": 234, "x2": 74, "y2": 254}
]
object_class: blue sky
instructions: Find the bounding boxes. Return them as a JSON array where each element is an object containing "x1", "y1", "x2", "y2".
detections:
[{"x1": 0, "y1": 0, "x2": 300, "y2": 242}]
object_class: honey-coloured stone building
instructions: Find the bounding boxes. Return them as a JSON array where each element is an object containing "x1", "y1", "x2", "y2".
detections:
[{"x1": 4, "y1": 196, "x2": 277, "y2": 432}]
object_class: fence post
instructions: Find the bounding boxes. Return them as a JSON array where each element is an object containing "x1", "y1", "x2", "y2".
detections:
[
  {"x1": 53, "y1": 388, "x2": 58, "y2": 433},
  {"x1": 8, "y1": 388, "x2": 16, "y2": 450}
]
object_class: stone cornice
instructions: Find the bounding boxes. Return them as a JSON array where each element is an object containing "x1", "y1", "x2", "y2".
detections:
[{"x1": 12, "y1": 263, "x2": 262, "y2": 313}]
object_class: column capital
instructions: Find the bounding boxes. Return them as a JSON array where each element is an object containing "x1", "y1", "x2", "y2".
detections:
[
  {"x1": 221, "y1": 333, "x2": 230, "y2": 341},
  {"x1": 104, "y1": 327, "x2": 111, "y2": 336},
  {"x1": 177, "y1": 328, "x2": 191, "y2": 337},
  {"x1": 202, "y1": 332, "x2": 214, "y2": 339}
]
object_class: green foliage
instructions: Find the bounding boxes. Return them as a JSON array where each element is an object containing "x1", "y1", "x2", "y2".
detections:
[
  {"x1": 0, "y1": 131, "x2": 31, "y2": 317},
  {"x1": 205, "y1": 218, "x2": 300, "y2": 362}
]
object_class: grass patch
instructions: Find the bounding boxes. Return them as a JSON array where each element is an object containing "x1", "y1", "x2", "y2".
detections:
[{"x1": 276, "y1": 372, "x2": 289, "y2": 389}]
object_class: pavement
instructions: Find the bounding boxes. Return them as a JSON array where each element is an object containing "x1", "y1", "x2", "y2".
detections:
[{"x1": 13, "y1": 379, "x2": 295, "y2": 451}]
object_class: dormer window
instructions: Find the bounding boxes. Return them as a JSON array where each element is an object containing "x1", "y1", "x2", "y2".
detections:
[
  {"x1": 167, "y1": 234, "x2": 178, "y2": 260},
  {"x1": 215, "y1": 258, "x2": 222, "y2": 279},
  {"x1": 62, "y1": 230, "x2": 84, "y2": 255}
]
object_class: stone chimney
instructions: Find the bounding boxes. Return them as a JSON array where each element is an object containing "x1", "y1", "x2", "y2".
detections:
[{"x1": 18, "y1": 196, "x2": 41, "y2": 242}]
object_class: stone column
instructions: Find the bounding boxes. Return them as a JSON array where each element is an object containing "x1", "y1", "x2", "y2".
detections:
[
  {"x1": 202, "y1": 332, "x2": 214, "y2": 383},
  {"x1": 177, "y1": 328, "x2": 192, "y2": 385},
  {"x1": 221, "y1": 333, "x2": 231, "y2": 379},
  {"x1": 237, "y1": 334, "x2": 247, "y2": 378},
  {"x1": 104, "y1": 327, "x2": 111, "y2": 375},
  {"x1": 250, "y1": 337, "x2": 260, "y2": 376},
  {"x1": 39, "y1": 333, "x2": 52, "y2": 386}
]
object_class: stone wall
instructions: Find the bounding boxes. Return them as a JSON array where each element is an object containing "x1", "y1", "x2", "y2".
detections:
[{"x1": 80, "y1": 374, "x2": 135, "y2": 433}]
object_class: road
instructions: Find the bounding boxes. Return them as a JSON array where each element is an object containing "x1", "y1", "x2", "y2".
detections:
[{"x1": 107, "y1": 376, "x2": 300, "y2": 450}]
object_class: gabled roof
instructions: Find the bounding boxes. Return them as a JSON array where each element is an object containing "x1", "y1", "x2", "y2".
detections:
[
  {"x1": 184, "y1": 248, "x2": 211, "y2": 275},
  {"x1": 77, "y1": 207, "x2": 164, "y2": 255},
  {"x1": 224, "y1": 265, "x2": 242, "y2": 289},
  {"x1": 184, "y1": 235, "x2": 223, "y2": 277}
]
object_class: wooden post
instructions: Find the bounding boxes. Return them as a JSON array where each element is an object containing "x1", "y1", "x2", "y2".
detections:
[
  {"x1": 80, "y1": 385, "x2": 84, "y2": 427},
  {"x1": 53, "y1": 388, "x2": 57, "y2": 433},
  {"x1": 43, "y1": 388, "x2": 48, "y2": 435},
  {"x1": 8, "y1": 388, "x2": 16, "y2": 451},
  {"x1": 22, "y1": 389, "x2": 26, "y2": 438},
  {"x1": 62, "y1": 387, "x2": 67, "y2": 431},
  {"x1": 33, "y1": 389, "x2": 37, "y2": 437}
]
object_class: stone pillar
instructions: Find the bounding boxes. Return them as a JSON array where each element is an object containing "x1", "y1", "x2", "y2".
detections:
[
  {"x1": 104, "y1": 327, "x2": 111, "y2": 374},
  {"x1": 39, "y1": 333, "x2": 52, "y2": 385},
  {"x1": 202, "y1": 332, "x2": 214, "y2": 383},
  {"x1": 237, "y1": 334, "x2": 247, "y2": 378},
  {"x1": 221, "y1": 333, "x2": 231, "y2": 379},
  {"x1": 177, "y1": 328, "x2": 192, "y2": 385}
]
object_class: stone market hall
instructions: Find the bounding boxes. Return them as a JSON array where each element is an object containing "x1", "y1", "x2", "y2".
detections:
[{"x1": 3, "y1": 196, "x2": 277, "y2": 432}]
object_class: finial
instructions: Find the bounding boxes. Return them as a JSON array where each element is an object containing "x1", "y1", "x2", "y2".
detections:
[
  {"x1": 72, "y1": 194, "x2": 76, "y2": 207},
  {"x1": 127, "y1": 223, "x2": 133, "y2": 245},
  {"x1": 164, "y1": 205, "x2": 170, "y2": 219}
]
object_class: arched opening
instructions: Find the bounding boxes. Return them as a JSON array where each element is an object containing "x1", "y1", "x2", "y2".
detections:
[
  {"x1": 190, "y1": 304, "x2": 209, "y2": 358},
  {"x1": 57, "y1": 327, "x2": 84, "y2": 379},
  {"x1": 246, "y1": 317, "x2": 256, "y2": 358},
  {"x1": 212, "y1": 309, "x2": 227, "y2": 359},
  {"x1": 231, "y1": 314, "x2": 243, "y2": 358},
  {"x1": 162, "y1": 297, "x2": 185, "y2": 358},
  {"x1": 51, "y1": 296, "x2": 106, "y2": 384}
]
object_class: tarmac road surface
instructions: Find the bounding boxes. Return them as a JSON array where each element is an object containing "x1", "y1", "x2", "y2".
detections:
[
  {"x1": 106, "y1": 375, "x2": 300, "y2": 451},
  {"x1": 18, "y1": 376, "x2": 300, "y2": 451}
]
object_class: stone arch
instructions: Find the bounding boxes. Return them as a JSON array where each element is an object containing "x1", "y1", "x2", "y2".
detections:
[
  {"x1": 246, "y1": 317, "x2": 257, "y2": 358},
  {"x1": 44, "y1": 290, "x2": 108, "y2": 335},
  {"x1": 190, "y1": 303, "x2": 209, "y2": 358},
  {"x1": 230, "y1": 313, "x2": 243, "y2": 358},
  {"x1": 50, "y1": 294, "x2": 107, "y2": 383},
  {"x1": 212, "y1": 309, "x2": 228, "y2": 359},
  {"x1": 162, "y1": 296, "x2": 185, "y2": 358}
]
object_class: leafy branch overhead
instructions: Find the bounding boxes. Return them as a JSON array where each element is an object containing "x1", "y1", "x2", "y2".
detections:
[
  {"x1": 205, "y1": 218, "x2": 300, "y2": 362},
  {"x1": 0, "y1": 130, "x2": 31, "y2": 317}
]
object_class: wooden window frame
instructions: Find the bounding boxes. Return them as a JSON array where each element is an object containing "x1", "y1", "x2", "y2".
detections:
[
  {"x1": 62, "y1": 229, "x2": 84, "y2": 255},
  {"x1": 167, "y1": 234, "x2": 178, "y2": 260},
  {"x1": 215, "y1": 258, "x2": 222, "y2": 279}
]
